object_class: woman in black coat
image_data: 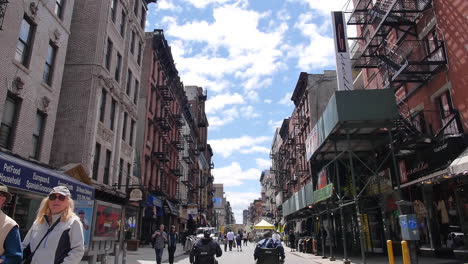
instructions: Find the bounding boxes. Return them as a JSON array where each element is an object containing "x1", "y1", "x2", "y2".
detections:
[{"x1": 289, "y1": 231, "x2": 296, "y2": 252}]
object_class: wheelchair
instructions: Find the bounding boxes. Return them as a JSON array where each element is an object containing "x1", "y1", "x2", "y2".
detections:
[{"x1": 255, "y1": 248, "x2": 284, "y2": 264}]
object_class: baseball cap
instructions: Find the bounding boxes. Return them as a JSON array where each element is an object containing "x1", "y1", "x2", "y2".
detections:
[{"x1": 49, "y1": 186, "x2": 71, "y2": 197}]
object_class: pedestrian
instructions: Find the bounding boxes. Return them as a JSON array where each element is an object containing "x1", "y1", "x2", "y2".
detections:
[
  {"x1": 222, "y1": 234, "x2": 228, "y2": 252},
  {"x1": 189, "y1": 230, "x2": 222, "y2": 264},
  {"x1": 167, "y1": 225, "x2": 179, "y2": 264},
  {"x1": 0, "y1": 183, "x2": 22, "y2": 264},
  {"x1": 226, "y1": 230, "x2": 235, "y2": 251},
  {"x1": 272, "y1": 231, "x2": 281, "y2": 242},
  {"x1": 22, "y1": 186, "x2": 84, "y2": 264},
  {"x1": 243, "y1": 232, "x2": 248, "y2": 246},
  {"x1": 235, "y1": 234, "x2": 242, "y2": 252},
  {"x1": 152, "y1": 224, "x2": 167, "y2": 264},
  {"x1": 289, "y1": 231, "x2": 296, "y2": 252}
]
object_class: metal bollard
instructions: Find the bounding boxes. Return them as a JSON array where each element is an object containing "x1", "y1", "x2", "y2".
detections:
[
  {"x1": 387, "y1": 240, "x2": 395, "y2": 264},
  {"x1": 401, "y1": 241, "x2": 410, "y2": 264}
]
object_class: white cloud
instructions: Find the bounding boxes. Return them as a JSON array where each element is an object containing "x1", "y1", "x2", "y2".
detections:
[
  {"x1": 240, "y1": 146, "x2": 270, "y2": 155},
  {"x1": 278, "y1": 92, "x2": 292, "y2": 106},
  {"x1": 157, "y1": 0, "x2": 180, "y2": 11},
  {"x1": 290, "y1": 13, "x2": 336, "y2": 69},
  {"x1": 213, "y1": 162, "x2": 261, "y2": 186},
  {"x1": 256, "y1": 158, "x2": 271, "y2": 169},
  {"x1": 160, "y1": 5, "x2": 287, "y2": 95},
  {"x1": 264, "y1": 99, "x2": 272, "y2": 104},
  {"x1": 240, "y1": 105, "x2": 260, "y2": 119},
  {"x1": 290, "y1": 0, "x2": 350, "y2": 14},
  {"x1": 224, "y1": 191, "x2": 260, "y2": 223},
  {"x1": 209, "y1": 135, "x2": 271, "y2": 158},
  {"x1": 208, "y1": 107, "x2": 240, "y2": 128},
  {"x1": 268, "y1": 119, "x2": 284, "y2": 132},
  {"x1": 206, "y1": 93, "x2": 245, "y2": 114},
  {"x1": 183, "y1": 0, "x2": 234, "y2": 9}
]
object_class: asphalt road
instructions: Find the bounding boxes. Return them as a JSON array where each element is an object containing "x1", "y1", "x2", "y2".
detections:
[{"x1": 171, "y1": 241, "x2": 309, "y2": 264}]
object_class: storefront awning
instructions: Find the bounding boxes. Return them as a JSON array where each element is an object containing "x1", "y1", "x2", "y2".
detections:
[
  {"x1": 0, "y1": 152, "x2": 94, "y2": 200},
  {"x1": 448, "y1": 147, "x2": 468, "y2": 175},
  {"x1": 164, "y1": 200, "x2": 179, "y2": 216}
]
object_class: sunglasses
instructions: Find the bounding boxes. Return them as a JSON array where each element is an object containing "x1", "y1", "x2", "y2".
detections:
[{"x1": 49, "y1": 194, "x2": 67, "y2": 201}]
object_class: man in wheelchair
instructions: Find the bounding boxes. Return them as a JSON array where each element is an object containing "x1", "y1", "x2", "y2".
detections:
[{"x1": 254, "y1": 231, "x2": 285, "y2": 264}]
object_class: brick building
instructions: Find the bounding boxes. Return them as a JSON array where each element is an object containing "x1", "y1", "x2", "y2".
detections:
[{"x1": 137, "y1": 29, "x2": 186, "y2": 239}]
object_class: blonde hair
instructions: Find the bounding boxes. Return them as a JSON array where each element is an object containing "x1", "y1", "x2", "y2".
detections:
[{"x1": 35, "y1": 196, "x2": 77, "y2": 224}]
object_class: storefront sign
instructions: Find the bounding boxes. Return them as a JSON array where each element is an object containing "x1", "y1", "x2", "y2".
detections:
[
  {"x1": 332, "y1": 11, "x2": 353, "y2": 91},
  {"x1": 128, "y1": 188, "x2": 143, "y2": 201},
  {"x1": 367, "y1": 169, "x2": 393, "y2": 195},
  {"x1": 305, "y1": 126, "x2": 319, "y2": 160},
  {"x1": 0, "y1": 153, "x2": 94, "y2": 200},
  {"x1": 313, "y1": 183, "x2": 333, "y2": 203},
  {"x1": 75, "y1": 200, "x2": 94, "y2": 249}
]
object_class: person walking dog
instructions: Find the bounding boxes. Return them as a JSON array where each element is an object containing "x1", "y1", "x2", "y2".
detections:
[
  {"x1": 0, "y1": 183, "x2": 22, "y2": 264},
  {"x1": 22, "y1": 186, "x2": 84, "y2": 264}
]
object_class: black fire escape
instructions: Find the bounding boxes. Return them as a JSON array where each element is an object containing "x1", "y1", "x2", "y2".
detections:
[{"x1": 348, "y1": 0, "x2": 446, "y2": 91}]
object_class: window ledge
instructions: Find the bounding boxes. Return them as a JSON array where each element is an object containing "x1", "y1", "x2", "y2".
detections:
[
  {"x1": 41, "y1": 82, "x2": 53, "y2": 92},
  {"x1": 12, "y1": 60, "x2": 31, "y2": 75}
]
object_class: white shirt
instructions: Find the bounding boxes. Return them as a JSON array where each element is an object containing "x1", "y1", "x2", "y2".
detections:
[
  {"x1": 227, "y1": 231, "x2": 235, "y2": 241},
  {"x1": 272, "y1": 233, "x2": 281, "y2": 241}
]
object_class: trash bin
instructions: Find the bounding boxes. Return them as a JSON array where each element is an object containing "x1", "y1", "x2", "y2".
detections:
[{"x1": 127, "y1": 239, "x2": 139, "y2": 251}]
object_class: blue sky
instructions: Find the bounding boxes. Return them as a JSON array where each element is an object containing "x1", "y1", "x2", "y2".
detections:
[{"x1": 147, "y1": 0, "x2": 352, "y2": 223}]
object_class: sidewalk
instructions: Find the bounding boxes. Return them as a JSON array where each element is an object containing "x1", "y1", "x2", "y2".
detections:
[
  {"x1": 284, "y1": 245, "x2": 466, "y2": 264},
  {"x1": 81, "y1": 245, "x2": 188, "y2": 264}
]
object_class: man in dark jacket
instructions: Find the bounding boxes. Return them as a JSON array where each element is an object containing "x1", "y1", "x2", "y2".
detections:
[
  {"x1": 254, "y1": 231, "x2": 285, "y2": 262},
  {"x1": 190, "y1": 230, "x2": 222, "y2": 264}
]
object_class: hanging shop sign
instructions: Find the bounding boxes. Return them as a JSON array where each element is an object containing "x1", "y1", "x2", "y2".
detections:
[
  {"x1": 128, "y1": 188, "x2": 143, "y2": 201},
  {"x1": 313, "y1": 183, "x2": 333, "y2": 203},
  {"x1": 0, "y1": 152, "x2": 94, "y2": 200},
  {"x1": 331, "y1": 11, "x2": 353, "y2": 91}
]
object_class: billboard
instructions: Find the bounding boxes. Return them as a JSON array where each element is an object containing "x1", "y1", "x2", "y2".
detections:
[
  {"x1": 75, "y1": 200, "x2": 94, "y2": 249},
  {"x1": 93, "y1": 202, "x2": 122, "y2": 240}
]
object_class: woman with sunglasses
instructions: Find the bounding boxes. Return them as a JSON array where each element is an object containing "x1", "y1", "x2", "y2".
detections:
[{"x1": 22, "y1": 186, "x2": 84, "y2": 264}]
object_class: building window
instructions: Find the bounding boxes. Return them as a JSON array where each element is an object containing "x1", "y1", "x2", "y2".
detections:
[
  {"x1": 110, "y1": 99, "x2": 116, "y2": 130},
  {"x1": 31, "y1": 112, "x2": 46, "y2": 159},
  {"x1": 105, "y1": 38, "x2": 113, "y2": 70},
  {"x1": 118, "y1": 158, "x2": 124, "y2": 188},
  {"x1": 130, "y1": 119, "x2": 135, "y2": 146},
  {"x1": 115, "y1": 52, "x2": 122, "y2": 82},
  {"x1": 99, "y1": 89, "x2": 107, "y2": 122},
  {"x1": 15, "y1": 17, "x2": 35, "y2": 67},
  {"x1": 43, "y1": 42, "x2": 57, "y2": 85},
  {"x1": 120, "y1": 10, "x2": 126, "y2": 37},
  {"x1": 147, "y1": 119, "x2": 151, "y2": 140},
  {"x1": 133, "y1": 0, "x2": 139, "y2": 16},
  {"x1": 130, "y1": 31, "x2": 136, "y2": 54},
  {"x1": 149, "y1": 88, "x2": 154, "y2": 113},
  {"x1": 122, "y1": 112, "x2": 127, "y2": 141},
  {"x1": 126, "y1": 163, "x2": 131, "y2": 186},
  {"x1": 110, "y1": 0, "x2": 117, "y2": 23},
  {"x1": 103, "y1": 150, "x2": 111, "y2": 184},
  {"x1": 0, "y1": 95, "x2": 20, "y2": 150},
  {"x1": 140, "y1": 7, "x2": 146, "y2": 28},
  {"x1": 137, "y1": 42, "x2": 142, "y2": 65},
  {"x1": 126, "y1": 70, "x2": 132, "y2": 95},
  {"x1": 93, "y1": 143, "x2": 101, "y2": 180},
  {"x1": 55, "y1": 0, "x2": 65, "y2": 19},
  {"x1": 133, "y1": 80, "x2": 139, "y2": 104}
]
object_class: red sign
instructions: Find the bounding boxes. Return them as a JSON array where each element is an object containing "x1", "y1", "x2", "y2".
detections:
[{"x1": 318, "y1": 169, "x2": 328, "y2": 189}]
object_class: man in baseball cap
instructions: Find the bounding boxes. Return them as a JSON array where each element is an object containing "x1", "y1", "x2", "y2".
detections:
[{"x1": 0, "y1": 183, "x2": 22, "y2": 263}]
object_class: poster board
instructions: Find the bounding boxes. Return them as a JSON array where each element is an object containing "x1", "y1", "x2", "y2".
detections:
[
  {"x1": 75, "y1": 200, "x2": 94, "y2": 250},
  {"x1": 92, "y1": 200, "x2": 122, "y2": 241}
]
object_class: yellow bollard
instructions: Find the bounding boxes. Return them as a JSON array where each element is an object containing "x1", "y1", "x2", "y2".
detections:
[
  {"x1": 387, "y1": 240, "x2": 395, "y2": 264},
  {"x1": 401, "y1": 241, "x2": 410, "y2": 264}
]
